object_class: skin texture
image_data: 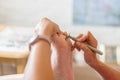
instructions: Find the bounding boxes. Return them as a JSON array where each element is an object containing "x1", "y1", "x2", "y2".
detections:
[
  {"x1": 24, "y1": 17, "x2": 120, "y2": 80},
  {"x1": 24, "y1": 18, "x2": 74, "y2": 80},
  {"x1": 24, "y1": 18, "x2": 61, "y2": 80},
  {"x1": 51, "y1": 33, "x2": 74, "y2": 80},
  {"x1": 74, "y1": 31, "x2": 120, "y2": 80}
]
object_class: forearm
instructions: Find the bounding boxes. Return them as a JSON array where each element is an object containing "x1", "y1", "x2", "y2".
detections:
[
  {"x1": 24, "y1": 40, "x2": 54, "y2": 80},
  {"x1": 54, "y1": 65, "x2": 74, "y2": 80},
  {"x1": 57, "y1": 61, "x2": 74, "y2": 80},
  {"x1": 91, "y1": 61, "x2": 120, "y2": 80},
  {"x1": 52, "y1": 50, "x2": 74, "y2": 80}
]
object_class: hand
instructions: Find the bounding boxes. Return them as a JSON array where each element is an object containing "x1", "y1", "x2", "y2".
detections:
[
  {"x1": 52, "y1": 32, "x2": 72, "y2": 52},
  {"x1": 51, "y1": 32, "x2": 74, "y2": 80},
  {"x1": 74, "y1": 31, "x2": 98, "y2": 66},
  {"x1": 35, "y1": 18, "x2": 61, "y2": 39},
  {"x1": 52, "y1": 32, "x2": 73, "y2": 66}
]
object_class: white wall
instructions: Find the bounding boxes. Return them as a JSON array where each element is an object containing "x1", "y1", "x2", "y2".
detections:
[
  {"x1": 0, "y1": 0, "x2": 120, "y2": 45},
  {"x1": 0, "y1": 0, "x2": 71, "y2": 27}
]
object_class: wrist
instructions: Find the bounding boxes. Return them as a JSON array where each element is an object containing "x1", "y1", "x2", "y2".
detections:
[
  {"x1": 29, "y1": 35, "x2": 51, "y2": 51},
  {"x1": 53, "y1": 52, "x2": 73, "y2": 71},
  {"x1": 53, "y1": 62, "x2": 74, "y2": 80},
  {"x1": 54, "y1": 65, "x2": 74, "y2": 80},
  {"x1": 89, "y1": 59, "x2": 100, "y2": 68},
  {"x1": 57, "y1": 51, "x2": 72, "y2": 62}
]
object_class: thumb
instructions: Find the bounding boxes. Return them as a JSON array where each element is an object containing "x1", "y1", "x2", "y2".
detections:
[{"x1": 76, "y1": 42, "x2": 93, "y2": 54}]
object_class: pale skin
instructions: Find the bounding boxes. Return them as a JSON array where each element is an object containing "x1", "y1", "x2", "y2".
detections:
[
  {"x1": 24, "y1": 18, "x2": 74, "y2": 80},
  {"x1": 24, "y1": 18, "x2": 120, "y2": 80},
  {"x1": 24, "y1": 18, "x2": 60, "y2": 80},
  {"x1": 51, "y1": 32, "x2": 74, "y2": 80}
]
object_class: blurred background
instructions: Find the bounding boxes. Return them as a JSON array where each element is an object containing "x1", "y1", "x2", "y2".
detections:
[{"x1": 0, "y1": 0, "x2": 120, "y2": 80}]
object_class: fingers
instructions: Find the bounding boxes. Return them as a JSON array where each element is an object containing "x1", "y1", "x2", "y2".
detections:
[
  {"x1": 86, "y1": 31, "x2": 97, "y2": 48},
  {"x1": 42, "y1": 18, "x2": 62, "y2": 36},
  {"x1": 73, "y1": 31, "x2": 98, "y2": 53},
  {"x1": 35, "y1": 17, "x2": 62, "y2": 38},
  {"x1": 52, "y1": 33, "x2": 66, "y2": 44},
  {"x1": 77, "y1": 31, "x2": 97, "y2": 48},
  {"x1": 76, "y1": 34, "x2": 97, "y2": 65},
  {"x1": 62, "y1": 32, "x2": 67, "y2": 36},
  {"x1": 72, "y1": 33, "x2": 83, "y2": 51},
  {"x1": 75, "y1": 42, "x2": 93, "y2": 54},
  {"x1": 77, "y1": 33, "x2": 88, "y2": 42},
  {"x1": 73, "y1": 42, "x2": 81, "y2": 51},
  {"x1": 76, "y1": 34, "x2": 83, "y2": 41}
]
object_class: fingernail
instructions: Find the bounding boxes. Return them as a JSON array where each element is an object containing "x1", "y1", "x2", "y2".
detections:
[{"x1": 63, "y1": 32, "x2": 67, "y2": 36}]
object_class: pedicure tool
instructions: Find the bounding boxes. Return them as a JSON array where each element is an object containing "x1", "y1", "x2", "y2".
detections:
[{"x1": 65, "y1": 34, "x2": 103, "y2": 55}]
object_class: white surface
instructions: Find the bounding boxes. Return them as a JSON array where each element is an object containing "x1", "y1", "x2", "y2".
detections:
[{"x1": 0, "y1": 0, "x2": 120, "y2": 45}]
